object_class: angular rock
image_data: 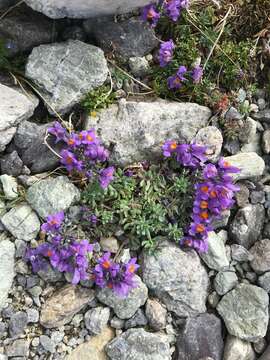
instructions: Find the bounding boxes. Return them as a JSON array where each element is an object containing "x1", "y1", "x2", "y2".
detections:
[
  {"x1": 239, "y1": 117, "x2": 257, "y2": 144},
  {"x1": 214, "y1": 270, "x2": 238, "y2": 295},
  {"x1": 1, "y1": 203, "x2": 40, "y2": 241},
  {"x1": 141, "y1": 241, "x2": 209, "y2": 317},
  {"x1": 9, "y1": 311, "x2": 28, "y2": 337},
  {"x1": 14, "y1": 121, "x2": 61, "y2": 173},
  {"x1": 145, "y1": 299, "x2": 167, "y2": 331},
  {"x1": 224, "y1": 152, "x2": 265, "y2": 180},
  {"x1": 106, "y1": 328, "x2": 170, "y2": 360},
  {"x1": 0, "y1": 151, "x2": 24, "y2": 176},
  {"x1": 258, "y1": 272, "x2": 270, "y2": 292},
  {"x1": 85, "y1": 99, "x2": 211, "y2": 165},
  {"x1": 25, "y1": 0, "x2": 152, "y2": 19},
  {"x1": 6, "y1": 339, "x2": 29, "y2": 357},
  {"x1": 175, "y1": 314, "x2": 224, "y2": 360},
  {"x1": 231, "y1": 244, "x2": 253, "y2": 262},
  {"x1": 0, "y1": 127, "x2": 16, "y2": 152},
  {"x1": 0, "y1": 6, "x2": 55, "y2": 56},
  {"x1": 66, "y1": 326, "x2": 114, "y2": 360},
  {"x1": 129, "y1": 57, "x2": 150, "y2": 77},
  {"x1": 194, "y1": 126, "x2": 223, "y2": 161},
  {"x1": 84, "y1": 307, "x2": 110, "y2": 335},
  {"x1": 235, "y1": 183, "x2": 250, "y2": 208},
  {"x1": 100, "y1": 237, "x2": 119, "y2": 253},
  {"x1": 0, "y1": 84, "x2": 37, "y2": 132},
  {"x1": 262, "y1": 129, "x2": 270, "y2": 154},
  {"x1": 0, "y1": 238, "x2": 15, "y2": 311},
  {"x1": 40, "y1": 285, "x2": 94, "y2": 328},
  {"x1": 97, "y1": 275, "x2": 148, "y2": 319},
  {"x1": 26, "y1": 40, "x2": 108, "y2": 115},
  {"x1": 40, "y1": 335, "x2": 56, "y2": 353},
  {"x1": 200, "y1": 231, "x2": 229, "y2": 271},
  {"x1": 124, "y1": 308, "x2": 148, "y2": 329},
  {"x1": 217, "y1": 284, "x2": 269, "y2": 342},
  {"x1": 250, "y1": 239, "x2": 270, "y2": 274},
  {"x1": 26, "y1": 175, "x2": 80, "y2": 219},
  {"x1": 88, "y1": 18, "x2": 158, "y2": 60},
  {"x1": 212, "y1": 209, "x2": 230, "y2": 230},
  {"x1": 230, "y1": 204, "x2": 265, "y2": 249},
  {"x1": 0, "y1": 174, "x2": 18, "y2": 200},
  {"x1": 223, "y1": 335, "x2": 256, "y2": 360}
]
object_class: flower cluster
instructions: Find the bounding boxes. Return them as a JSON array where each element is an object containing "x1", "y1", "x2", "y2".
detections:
[
  {"x1": 93, "y1": 253, "x2": 139, "y2": 297},
  {"x1": 142, "y1": 0, "x2": 189, "y2": 26},
  {"x1": 48, "y1": 122, "x2": 115, "y2": 189},
  {"x1": 162, "y1": 141, "x2": 240, "y2": 252},
  {"x1": 25, "y1": 211, "x2": 139, "y2": 296},
  {"x1": 142, "y1": 2, "x2": 204, "y2": 90}
]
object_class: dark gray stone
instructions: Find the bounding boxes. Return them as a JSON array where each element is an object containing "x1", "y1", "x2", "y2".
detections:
[
  {"x1": 84, "y1": 307, "x2": 110, "y2": 335},
  {"x1": 0, "y1": 151, "x2": 23, "y2": 176},
  {"x1": 0, "y1": 6, "x2": 56, "y2": 56},
  {"x1": 9, "y1": 311, "x2": 28, "y2": 337},
  {"x1": 6, "y1": 339, "x2": 29, "y2": 357},
  {"x1": 230, "y1": 204, "x2": 265, "y2": 249},
  {"x1": 258, "y1": 272, "x2": 270, "y2": 292},
  {"x1": 85, "y1": 18, "x2": 158, "y2": 60},
  {"x1": 13, "y1": 121, "x2": 61, "y2": 174},
  {"x1": 61, "y1": 25, "x2": 86, "y2": 42},
  {"x1": 175, "y1": 314, "x2": 224, "y2": 360},
  {"x1": 250, "y1": 239, "x2": 270, "y2": 274},
  {"x1": 124, "y1": 308, "x2": 148, "y2": 329}
]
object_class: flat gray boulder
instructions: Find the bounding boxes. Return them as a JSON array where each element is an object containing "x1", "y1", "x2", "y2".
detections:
[
  {"x1": 224, "y1": 152, "x2": 265, "y2": 180},
  {"x1": 85, "y1": 99, "x2": 211, "y2": 165},
  {"x1": 217, "y1": 284, "x2": 269, "y2": 342},
  {"x1": 25, "y1": 0, "x2": 153, "y2": 19},
  {"x1": 0, "y1": 236, "x2": 15, "y2": 311},
  {"x1": 141, "y1": 241, "x2": 209, "y2": 317},
  {"x1": 26, "y1": 40, "x2": 108, "y2": 115}
]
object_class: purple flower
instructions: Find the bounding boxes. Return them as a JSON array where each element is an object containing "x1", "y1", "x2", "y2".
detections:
[
  {"x1": 167, "y1": 65, "x2": 187, "y2": 89},
  {"x1": 162, "y1": 140, "x2": 178, "y2": 157},
  {"x1": 159, "y1": 40, "x2": 175, "y2": 67},
  {"x1": 60, "y1": 149, "x2": 83, "y2": 172},
  {"x1": 99, "y1": 166, "x2": 115, "y2": 189},
  {"x1": 141, "y1": 4, "x2": 160, "y2": 27},
  {"x1": 84, "y1": 144, "x2": 109, "y2": 163},
  {"x1": 192, "y1": 65, "x2": 203, "y2": 83},
  {"x1": 48, "y1": 122, "x2": 67, "y2": 143},
  {"x1": 41, "y1": 211, "x2": 65, "y2": 234},
  {"x1": 176, "y1": 144, "x2": 207, "y2": 168},
  {"x1": 203, "y1": 164, "x2": 218, "y2": 179},
  {"x1": 25, "y1": 246, "x2": 49, "y2": 272},
  {"x1": 78, "y1": 129, "x2": 99, "y2": 145},
  {"x1": 65, "y1": 133, "x2": 81, "y2": 148},
  {"x1": 164, "y1": 0, "x2": 181, "y2": 21}
]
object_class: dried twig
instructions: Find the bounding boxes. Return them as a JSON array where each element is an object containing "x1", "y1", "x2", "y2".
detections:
[{"x1": 0, "y1": 0, "x2": 24, "y2": 20}]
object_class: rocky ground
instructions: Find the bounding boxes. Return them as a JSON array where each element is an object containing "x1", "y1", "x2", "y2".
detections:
[{"x1": 1, "y1": 1, "x2": 270, "y2": 360}]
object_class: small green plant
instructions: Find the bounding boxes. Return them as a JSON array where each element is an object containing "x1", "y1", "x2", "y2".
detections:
[
  {"x1": 82, "y1": 163, "x2": 195, "y2": 251},
  {"x1": 81, "y1": 85, "x2": 116, "y2": 115}
]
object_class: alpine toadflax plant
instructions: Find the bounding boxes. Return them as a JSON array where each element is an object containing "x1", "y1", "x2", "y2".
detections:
[
  {"x1": 142, "y1": 0, "x2": 189, "y2": 25},
  {"x1": 26, "y1": 211, "x2": 139, "y2": 297},
  {"x1": 48, "y1": 122, "x2": 115, "y2": 189},
  {"x1": 162, "y1": 140, "x2": 240, "y2": 252}
]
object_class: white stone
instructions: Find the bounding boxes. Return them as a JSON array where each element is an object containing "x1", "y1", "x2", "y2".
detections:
[
  {"x1": 224, "y1": 152, "x2": 265, "y2": 180},
  {"x1": 0, "y1": 237, "x2": 15, "y2": 311},
  {"x1": 200, "y1": 231, "x2": 229, "y2": 271},
  {"x1": 0, "y1": 175, "x2": 18, "y2": 200}
]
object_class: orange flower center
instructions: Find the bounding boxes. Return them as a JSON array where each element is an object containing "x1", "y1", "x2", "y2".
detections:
[
  {"x1": 68, "y1": 139, "x2": 75, "y2": 145},
  {"x1": 201, "y1": 186, "x2": 209, "y2": 193},
  {"x1": 87, "y1": 134, "x2": 93, "y2": 142},
  {"x1": 129, "y1": 264, "x2": 136, "y2": 273},
  {"x1": 200, "y1": 212, "x2": 209, "y2": 220},
  {"x1": 102, "y1": 260, "x2": 111, "y2": 269},
  {"x1": 107, "y1": 283, "x2": 113, "y2": 289},
  {"x1": 210, "y1": 190, "x2": 217, "y2": 198},
  {"x1": 200, "y1": 201, "x2": 208, "y2": 209},
  {"x1": 170, "y1": 142, "x2": 177, "y2": 150},
  {"x1": 223, "y1": 161, "x2": 230, "y2": 167},
  {"x1": 66, "y1": 156, "x2": 73, "y2": 164},
  {"x1": 196, "y1": 224, "x2": 205, "y2": 233},
  {"x1": 47, "y1": 250, "x2": 52, "y2": 257}
]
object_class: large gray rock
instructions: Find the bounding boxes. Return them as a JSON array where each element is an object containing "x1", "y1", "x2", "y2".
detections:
[
  {"x1": 84, "y1": 307, "x2": 110, "y2": 335},
  {"x1": 0, "y1": 6, "x2": 55, "y2": 56},
  {"x1": 87, "y1": 18, "x2": 158, "y2": 60},
  {"x1": 217, "y1": 284, "x2": 269, "y2": 342},
  {"x1": 230, "y1": 204, "x2": 265, "y2": 249},
  {"x1": 0, "y1": 84, "x2": 37, "y2": 149},
  {"x1": 26, "y1": 176, "x2": 80, "y2": 219},
  {"x1": 175, "y1": 314, "x2": 224, "y2": 360},
  {"x1": 0, "y1": 151, "x2": 24, "y2": 176},
  {"x1": 40, "y1": 285, "x2": 94, "y2": 328},
  {"x1": 97, "y1": 275, "x2": 148, "y2": 319},
  {"x1": 105, "y1": 328, "x2": 170, "y2": 360},
  {"x1": 250, "y1": 239, "x2": 270, "y2": 274},
  {"x1": 224, "y1": 152, "x2": 265, "y2": 180},
  {"x1": 25, "y1": 0, "x2": 153, "y2": 19},
  {"x1": 0, "y1": 237, "x2": 15, "y2": 311},
  {"x1": 26, "y1": 40, "x2": 108, "y2": 115},
  {"x1": 85, "y1": 99, "x2": 211, "y2": 165},
  {"x1": 1, "y1": 203, "x2": 40, "y2": 241},
  {"x1": 141, "y1": 241, "x2": 209, "y2": 317},
  {"x1": 214, "y1": 270, "x2": 238, "y2": 295},
  {"x1": 200, "y1": 231, "x2": 229, "y2": 271},
  {"x1": 223, "y1": 335, "x2": 256, "y2": 360},
  {"x1": 14, "y1": 121, "x2": 61, "y2": 173}
]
